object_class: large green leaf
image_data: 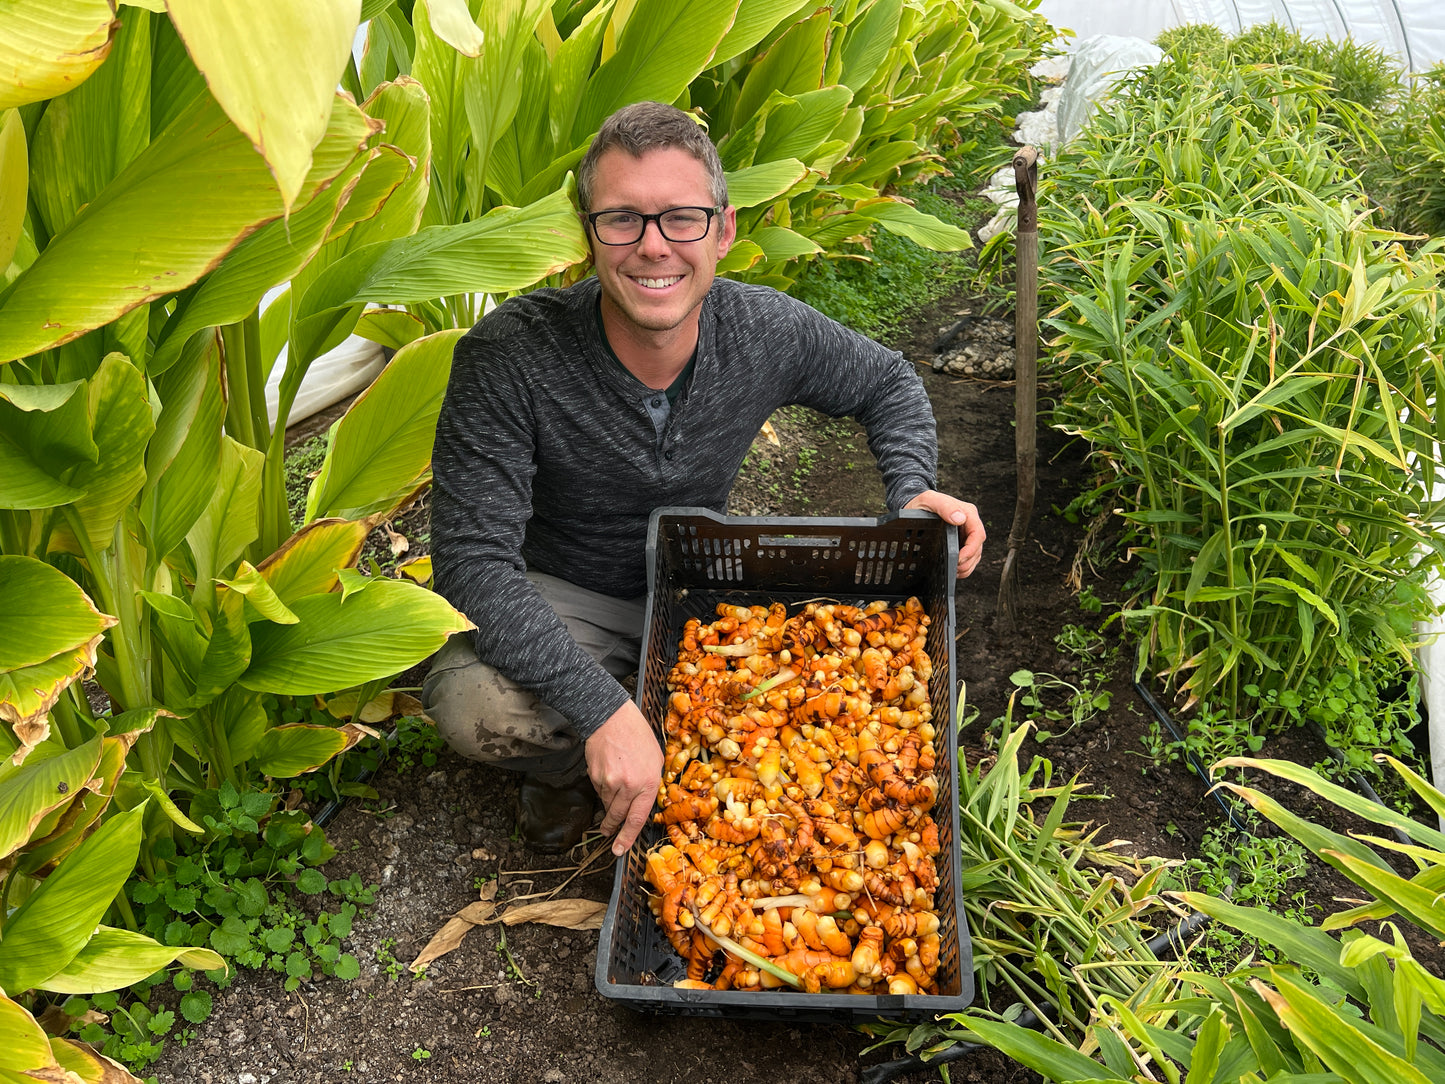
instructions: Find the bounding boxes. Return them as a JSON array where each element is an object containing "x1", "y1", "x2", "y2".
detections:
[
  {"x1": 166, "y1": 0, "x2": 361, "y2": 212},
  {"x1": 273, "y1": 77, "x2": 432, "y2": 421},
  {"x1": 569, "y1": 0, "x2": 740, "y2": 145},
  {"x1": 239, "y1": 579, "x2": 472, "y2": 695},
  {"x1": 857, "y1": 197, "x2": 973, "y2": 251},
  {"x1": 0, "y1": 556, "x2": 115, "y2": 673},
  {"x1": 38, "y1": 927, "x2": 222, "y2": 995},
  {"x1": 306, "y1": 329, "x2": 465, "y2": 521},
  {"x1": 540, "y1": 0, "x2": 611, "y2": 166},
  {"x1": 755, "y1": 86, "x2": 853, "y2": 163},
  {"x1": 0, "y1": 91, "x2": 376, "y2": 364},
  {"x1": 713, "y1": 0, "x2": 815, "y2": 68},
  {"x1": 0, "y1": 736, "x2": 103, "y2": 862},
  {"x1": 0, "y1": 804, "x2": 144, "y2": 993},
  {"x1": 725, "y1": 159, "x2": 811, "y2": 209},
  {"x1": 837, "y1": 0, "x2": 902, "y2": 92},
  {"x1": 462, "y1": 0, "x2": 550, "y2": 216},
  {"x1": 0, "y1": 0, "x2": 117, "y2": 109},
  {"x1": 147, "y1": 135, "x2": 388, "y2": 374},
  {"x1": 0, "y1": 377, "x2": 94, "y2": 509},
  {"x1": 0, "y1": 111, "x2": 26, "y2": 274},
  {"x1": 289, "y1": 184, "x2": 588, "y2": 367},
  {"x1": 411, "y1": 0, "x2": 477, "y2": 225},
  {"x1": 732, "y1": 7, "x2": 831, "y2": 130}
]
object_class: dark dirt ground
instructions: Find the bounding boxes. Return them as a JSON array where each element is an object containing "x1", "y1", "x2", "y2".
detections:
[{"x1": 147, "y1": 280, "x2": 1442, "y2": 1084}]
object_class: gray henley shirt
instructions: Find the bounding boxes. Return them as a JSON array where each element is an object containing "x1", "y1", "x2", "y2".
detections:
[{"x1": 430, "y1": 275, "x2": 940, "y2": 740}]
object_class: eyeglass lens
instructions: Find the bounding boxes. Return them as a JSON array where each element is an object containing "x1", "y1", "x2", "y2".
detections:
[{"x1": 591, "y1": 208, "x2": 713, "y2": 244}]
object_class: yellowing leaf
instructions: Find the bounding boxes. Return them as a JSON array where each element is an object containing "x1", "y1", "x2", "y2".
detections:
[
  {"x1": 0, "y1": 0, "x2": 118, "y2": 109},
  {"x1": 166, "y1": 0, "x2": 362, "y2": 212},
  {"x1": 396, "y1": 554, "x2": 433, "y2": 585}
]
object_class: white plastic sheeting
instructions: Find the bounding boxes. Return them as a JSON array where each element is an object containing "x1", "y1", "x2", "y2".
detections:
[{"x1": 1034, "y1": 0, "x2": 1445, "y2": 72}]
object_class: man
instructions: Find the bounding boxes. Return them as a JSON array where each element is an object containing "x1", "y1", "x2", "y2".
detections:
[{"x1": 425, "y1": 101, "x2": 984, "y2": 858}]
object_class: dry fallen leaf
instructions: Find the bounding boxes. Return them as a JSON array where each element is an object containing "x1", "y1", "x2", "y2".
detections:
[
  {"x1": 384, "y1": 522, "x2": 409, "y2": 558},
  {"x1": 500, "y1": 898, "x2": 606, "y2": 931},
  {"x1": 471, "y1": 847, "x2": 495, "y2": 862},
  {"x1": 409, "y1": 897, "x2": 499, "y2": 973},
  {"x1": 759, "y1": 419, "x2": 781, "y2": 446}
]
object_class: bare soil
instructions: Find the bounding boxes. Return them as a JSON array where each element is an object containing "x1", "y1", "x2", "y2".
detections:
[{"x1": 149, "y1": 282, "x2": 1439, "y2": 1084}]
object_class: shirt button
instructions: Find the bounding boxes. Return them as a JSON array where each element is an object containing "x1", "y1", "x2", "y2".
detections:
[
  {"x1": 664, "y1": 449, "x2": 675, "y2": 460},
  {"x1": 650, "y1": 397, "x2": 662, "y2": 407}
]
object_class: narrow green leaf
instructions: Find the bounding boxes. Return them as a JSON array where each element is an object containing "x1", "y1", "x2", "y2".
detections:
[
  {"x1": 0, "y1": 110, "x2": 26, "y2": 272},
  {"x1": 952, "y1": 1015, "x2": 1127, "y2": 1081},
  {"x1": 1259, "y1": 973, "x2": 1435, "y2": 1084},
  {"x1": 1216, "y1": 758, "x2": 1445, "y2": 852}
]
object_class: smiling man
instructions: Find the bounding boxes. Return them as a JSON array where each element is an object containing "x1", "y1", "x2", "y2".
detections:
[{"x1": 425, "y1": 101, "x2": 984, "y2": 857}]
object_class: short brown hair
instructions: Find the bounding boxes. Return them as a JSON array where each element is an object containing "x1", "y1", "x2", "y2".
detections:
[{"x1": 576, "y1": 101, "x2": 728, "y2": 211}]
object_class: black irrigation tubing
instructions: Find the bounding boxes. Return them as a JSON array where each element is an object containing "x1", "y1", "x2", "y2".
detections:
[
  {"x1": 1306, "y1": 721, "x2": 1414, "y2": 847},
  {"x1": 1133, "y1": 681, "x2": 1254, "y2": 836},
  {"x1": 858, "y1": 913, "x2": 1214, "y2": 1084},
  {"x1": 312, "y1": 725, "x2": 400, "y2": 829}
]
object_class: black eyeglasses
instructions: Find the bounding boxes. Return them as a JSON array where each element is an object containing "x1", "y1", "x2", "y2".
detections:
[{"x1": 584, "y1": 206, "x2": 719, "y2": 246}]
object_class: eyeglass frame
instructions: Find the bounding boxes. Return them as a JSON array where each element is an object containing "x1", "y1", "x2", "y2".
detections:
[{"x1": 582, "y1": 206, "x2": 722, "y2": 246}]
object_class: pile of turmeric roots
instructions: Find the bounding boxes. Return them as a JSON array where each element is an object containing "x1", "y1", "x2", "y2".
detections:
[{"x1": 644, "y1": 598, "x2": 947, "y2": 996}]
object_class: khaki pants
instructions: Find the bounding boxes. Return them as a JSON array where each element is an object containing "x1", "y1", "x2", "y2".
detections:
[{"x1": 420, "y1": 572, "x2": 645, "y2": 786}]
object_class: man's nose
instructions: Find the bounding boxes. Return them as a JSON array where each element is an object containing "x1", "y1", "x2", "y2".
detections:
[{"x1": 636, "y1": 217, "x2": 672, "y2": 255}]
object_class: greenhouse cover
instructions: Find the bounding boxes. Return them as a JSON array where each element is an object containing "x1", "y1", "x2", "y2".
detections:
[{"x1": 1035, "y1": 0, "x2": 1444, "y2": 72}]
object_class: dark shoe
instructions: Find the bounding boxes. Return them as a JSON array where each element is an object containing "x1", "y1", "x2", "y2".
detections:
[{"x1": 517, "y1": 775, "x2": 597, "y2": 854}]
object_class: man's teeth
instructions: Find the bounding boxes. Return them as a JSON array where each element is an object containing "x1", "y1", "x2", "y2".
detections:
[{"x1": 635, "y1": 276, "x2": 681, "y2": 289}]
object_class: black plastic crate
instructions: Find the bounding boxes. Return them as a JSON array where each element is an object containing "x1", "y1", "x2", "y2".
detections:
[{"x1": 594, "y1": 508, "x2": 975, "y2": 1022}]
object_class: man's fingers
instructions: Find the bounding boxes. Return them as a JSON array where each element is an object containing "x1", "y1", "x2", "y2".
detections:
[{"x1": 611, "y1": 791, "x2": 653, "y2": 856}]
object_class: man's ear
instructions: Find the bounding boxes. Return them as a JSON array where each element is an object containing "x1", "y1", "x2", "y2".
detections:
[{"x1": 716, "y1": 205, "x2": 738, "y2": 258}]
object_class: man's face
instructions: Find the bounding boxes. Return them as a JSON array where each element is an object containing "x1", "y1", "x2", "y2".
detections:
[{"x1": 585, "y1": 146, "x2": 736, "y2": 346}]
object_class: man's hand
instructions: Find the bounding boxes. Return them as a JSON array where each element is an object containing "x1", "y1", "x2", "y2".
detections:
[
  {"x1": 905, "y1": 489, "x2": 986, "y2": 578},
  {"x1": 585, "y1": 700, "x2": 664, "y2": 856}
]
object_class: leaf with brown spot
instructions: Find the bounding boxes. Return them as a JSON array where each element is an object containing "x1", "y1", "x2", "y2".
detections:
[{"x1": 500, "y1": 898, "x2": 606, "y2": 931}]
